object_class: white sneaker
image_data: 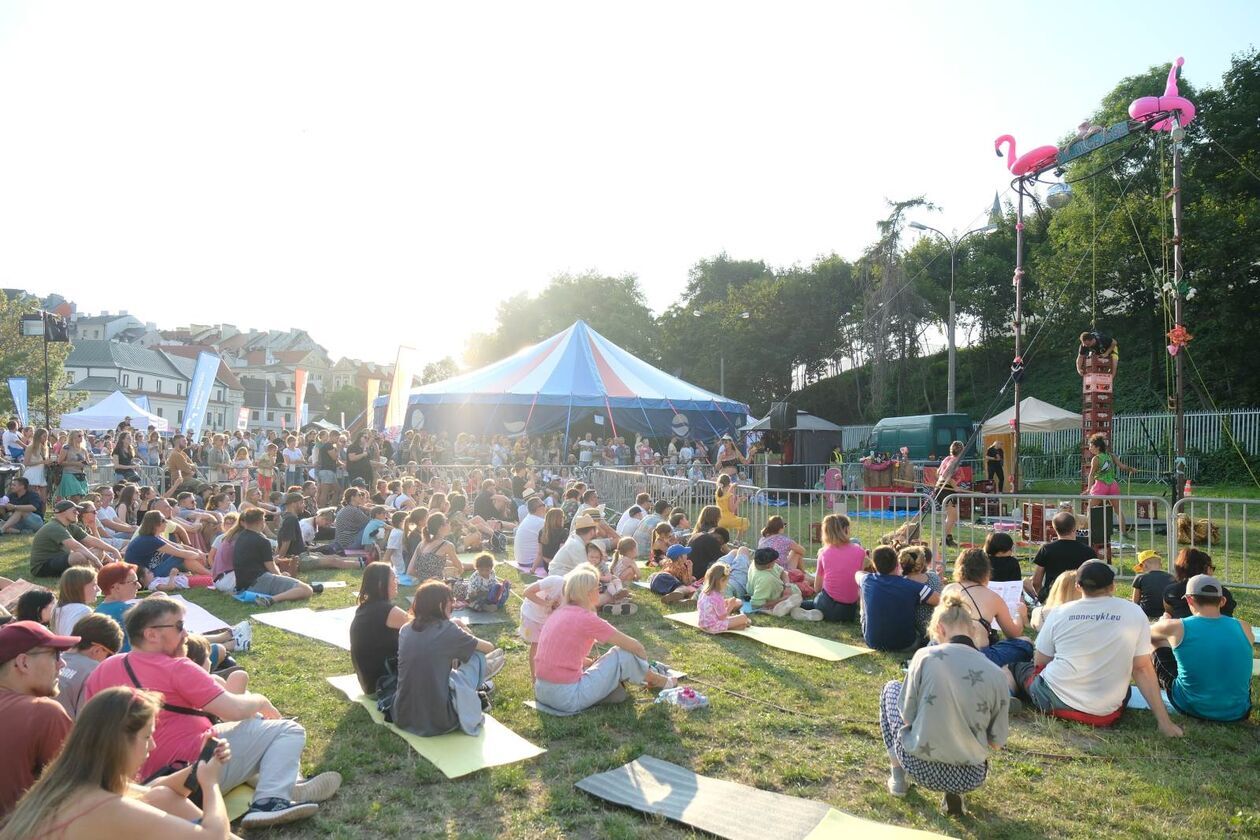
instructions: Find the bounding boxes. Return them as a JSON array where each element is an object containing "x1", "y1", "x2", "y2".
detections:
[
  {"x1": 231, "y1": 620, "x2": 252, "y2": 652},
  {"x1": 293, "y1": 771, "x2": 342, "y2": 803},
  {"x1": 484, "y1": 648, "x2": 506, "y2": 680},
  {"x1": 790, "y1": 607, "x2": 824, "y2": 621}
]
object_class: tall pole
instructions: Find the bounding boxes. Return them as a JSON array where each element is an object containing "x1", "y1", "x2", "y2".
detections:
[
  {"x1": 1012, "y1": 183, "x2": 1025, "y2": 493},
  {"x1": 42, "y1": 321, "x2": 50, "y2": 428},
  {"x1": 719, "y1": 354, "x2": 725, "y2": 397},
  {"x1": 1171, "y1": 125, "x2": 1186, "y2": 501},
  {"x1": 947, "y1": 246, "x2": 957, "y2": 414}
]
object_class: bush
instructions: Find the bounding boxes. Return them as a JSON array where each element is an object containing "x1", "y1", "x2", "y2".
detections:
[{"x1": 1194, "y1": 445, "x2": 1260, "y2": 485}]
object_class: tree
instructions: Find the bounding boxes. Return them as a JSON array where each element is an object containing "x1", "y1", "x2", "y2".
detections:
[
  {"x1": 420, "y1": 357, "x2": 459, "y2": 385},
  {"x1": 324, "y1": 385, "x2": 366, "y2": 426},
  {"x1": 0, "y1": 292, "x2": 79, "y2": 425}
]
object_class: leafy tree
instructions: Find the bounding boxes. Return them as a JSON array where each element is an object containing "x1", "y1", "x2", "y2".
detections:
[
  {"x1": 324, "y1": 385, "x2": 366, "y2": 426},
  {"x1": 420, "y1": 357, "x2": 459, "y2": 385},
  {"x1": 0, "y1": 292, "x2": 78, "y2": 425}
]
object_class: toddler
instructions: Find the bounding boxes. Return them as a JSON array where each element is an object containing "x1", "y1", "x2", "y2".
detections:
[
  {"x1": 255, "y1": 443, "x2": 278, "y2": 495},
  {"x1": 748, "y1": 547, "x2": 821, "y2": 620},
  {"x1": 697, "y1": 562, "x2": 752, "y2": 633},
  {"x1": 650, "y1": 544, "x2": 698, "y2": 604},
  {"x1": 466, "y1": 552, "x2": 511, "y2": 612},
  {"x1": 1131, "y1": 550, "x2": 1172, "y2": 619},
  {"x1": 649, "y1": 521, "x2": 674, "y2": 567},
  {"x1": 610, "y1": 536, "x2": 640, "y2": 589}
]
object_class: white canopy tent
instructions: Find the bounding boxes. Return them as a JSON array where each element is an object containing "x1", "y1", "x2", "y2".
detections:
[
  {"x1": 981, "y1": 396, "x2": 1080, "y2": 435},
  {"x1": 60, "y1": 390, "x2": 169, "y2": 432}
]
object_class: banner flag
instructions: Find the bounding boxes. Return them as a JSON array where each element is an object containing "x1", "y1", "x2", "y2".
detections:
[
  {"x1": 236, "y1": 406, "x2": 250, "y2": 431},
  {"x1": 133, "y1": 395, "x2": 151, "y2": 413},
  {"x1": 383, "y1": 347, "x2": 416, "y2": 440},
  {"x1": 181, "y1": 352, "x2": 219, "y2": 437},
  {"x1": 365, "y1": 379, "x2": 381, "y2": 429},
  {"x1": 293, "y1": 369, "x2": 308, "y2": 430},
  {"x1": 7, "y1": 378, "x2": 28, "y2": 426}
]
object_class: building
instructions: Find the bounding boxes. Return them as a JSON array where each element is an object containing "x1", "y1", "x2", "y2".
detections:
[{"x1": 63, "y1": 341, "x2": 244, "y2": 431}]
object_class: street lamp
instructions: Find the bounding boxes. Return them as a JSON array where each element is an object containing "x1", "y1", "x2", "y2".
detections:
[
  {"x1": 908, "y1": 220, "x2": 997, "y2": 414},
  {"x1": 692, "y1": 310, "x2": 750, "y2": 396}
]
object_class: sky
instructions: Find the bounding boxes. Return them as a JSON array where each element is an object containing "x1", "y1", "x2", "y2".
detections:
[{"x1": 0, "y1": 1, "x2": 1254, "y2": 369}]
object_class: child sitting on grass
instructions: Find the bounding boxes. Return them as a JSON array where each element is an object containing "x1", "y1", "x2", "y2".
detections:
[
  {"x1": 649, "y1": 521, "x2": 674, "y2": 567},
  {"x1": 720, "y1": 546, "x2": 752, "y2": 599},
  {"x1": 466, "y1": 552, "x2": 511, "y2": 612},
  {"x1": 1030, "y1": 570, "x2": 1080, "y2": 630},
  {"x1": 588, "y1": 541, "x2": 636, "y2": 616},
  {"x1": 860, "y1": 545, "x2": 940, "y2": 651},
  {"x1": 1131, "y1": 550, "x2": 1173, "y2": 619},
  {"x1": 900, "y1": 545, "x2": 942, "y2": 638},
  {"x1": 520, "y1": 573, "x2": 565, "y2": 677},
  {"x1": 610, "y1": 537, "x2": 640, "y2": 589},
  {"x1": 748, "y1": 547, "x2": 822, "y2": 621},
  {"x1": 697, "y1": 562, "x2": 752, "y2": 633},
  {"x1": 650, "y1": 543, "x2": 698, "y2": 605}
]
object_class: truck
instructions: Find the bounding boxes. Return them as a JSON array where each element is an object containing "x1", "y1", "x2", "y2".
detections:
[{"x1": 865, "y1": 413, "x2": 976, "y2": 461}]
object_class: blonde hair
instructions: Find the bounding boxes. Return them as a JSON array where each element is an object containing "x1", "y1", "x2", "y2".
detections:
[
  {"x1": 1044, "y1": 571, "x2": 1083, "y2": 610},
  {"x1": 0, "y1": 688, "x2": 162, "y2": 840},
  {"x1": 822, "y1": 514, "x2": 850, "y2": 546},
  {"x1": 56, "y1": 566, "x2": 97, "y2": 607},
  {"x1": 702, "y1": 562, "x2": 730, "y2": 595},
  {"x1": 898, "y1": 545, "x2": 929, "y2": 576},
  {"x1": 928, "y1": 591, "x2": 974, "y2": 642},
  {"x1": 562, "y1": 563, "x2": 602, "y2": 607}
]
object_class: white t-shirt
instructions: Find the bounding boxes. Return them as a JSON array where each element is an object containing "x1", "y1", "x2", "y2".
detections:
[
  {"x1": 1036, "y1": 595, "x2": 1154, "y2": 715},
  {"x1": 299, "y1": 517, "x2": 317, "y2": 545},
  {"x1": 2, "y1": 430, "x2": 22, "y2": 451},
  {"x1": 513, "y1": 513, "x2": 546, "y2": 569},
  {"x1": 392, "y1": 494, "x2": 413, "y2": 510},
  {"x1": 578, "y1": 439, "x2": 596, "y2": 463},
  {"x1": 548, "y1": 533, "x2": 590, "y2": 578},
  {"x1": 54, "y1": 603, "x2": 92, "y2": 636},
  {"x1": 386, "y1": 528, "x2": 404, "y2": 551},
  {"x1": 520, "y1": 575, "x2": 565, "y2": 624},
  {"x1": 616, "y1": 513, "x2": 642, "y2": 539}
]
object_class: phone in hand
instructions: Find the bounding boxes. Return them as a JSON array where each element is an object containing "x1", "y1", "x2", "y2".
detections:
[{"x1": 184, "y1": 736, "x2": 222, "y2": 799}]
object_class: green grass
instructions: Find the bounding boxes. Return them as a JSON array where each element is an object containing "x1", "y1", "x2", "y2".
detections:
[{"x1": 4, "y1": 536, "x2": 1260, "y2": 839}]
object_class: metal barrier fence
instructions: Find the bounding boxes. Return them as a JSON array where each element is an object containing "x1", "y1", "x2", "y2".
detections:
[{"x1": 1170, "y1": 497, "x2": 1259, "y2": 589}]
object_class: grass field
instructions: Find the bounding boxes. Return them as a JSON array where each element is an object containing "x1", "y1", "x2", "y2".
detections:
[{"x1": 4, "y1": 532, "x2": 1260, "y2": 839}]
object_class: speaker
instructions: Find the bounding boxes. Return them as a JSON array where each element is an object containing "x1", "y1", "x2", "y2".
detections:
[{"x1": 769, "y1": 402, "x2": 797, "y2": 431}]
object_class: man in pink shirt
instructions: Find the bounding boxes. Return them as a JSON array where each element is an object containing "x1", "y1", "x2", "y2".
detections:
[{"x1": 85, "y1": 598, "x2": 342, "y2": 829}]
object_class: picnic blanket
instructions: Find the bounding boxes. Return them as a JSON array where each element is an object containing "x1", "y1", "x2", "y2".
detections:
[{"x1": 325, "y1": 674, "x2": 544, "y2": 778}]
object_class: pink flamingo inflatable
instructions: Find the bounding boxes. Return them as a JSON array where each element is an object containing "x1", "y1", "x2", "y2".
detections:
[
  {"x1": 994, "y1": 135, "x2": 1058, "y2": 177},
  {"x1": 1129, "y1": 57, "x2": 1195, "y2": 131}
]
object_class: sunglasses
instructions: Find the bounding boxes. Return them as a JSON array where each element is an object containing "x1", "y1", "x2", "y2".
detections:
[{"x1": 149, "y1": 620, "x2": 185, "y2": 632}]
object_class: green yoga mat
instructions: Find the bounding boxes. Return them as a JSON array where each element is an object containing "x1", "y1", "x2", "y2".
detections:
[
  {"x1": 576, "y1": 756, "x2": 952, "y2": 839},
  {"x1": 224, "y1": 784, "x2": 255, "y2": 821},
  {"x1": 325, "y1": 674, "x2": 545, "y2": 778},
  {"x1": 665, "y1": 612, "x2": 872, "y2": 662}
]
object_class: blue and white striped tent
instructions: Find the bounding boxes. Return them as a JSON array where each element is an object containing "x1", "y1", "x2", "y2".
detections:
[{"x1": 373, "y1": 321, "x2": 748, "y2": 442}]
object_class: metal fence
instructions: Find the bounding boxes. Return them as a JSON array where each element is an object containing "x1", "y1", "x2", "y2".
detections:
[{"x1": 1170, "y1": 496, "x2": 1260, "y2": 589}]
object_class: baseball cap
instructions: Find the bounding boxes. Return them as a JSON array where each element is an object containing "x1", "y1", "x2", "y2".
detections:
[
  {"x1": 1076, "y1": 559, "x2": 1115, "y2": 589},
  {"x1": 1186, "y1": 573, "x2": 1224, "y2": 598},
  {"x1": 571, "y1": 513, "x2": 596, "y2": 530},
  {"x1": 1134, "y1": 549, "x2": 1162, "y2": 572},
  {"x1": 350, "y1": 477, "x2": 367, "y2": 487},
  {"x1": 53, "y1": 500, "x2": 84, "y2": 514},
  {"x1": 665, "y1": 544, "x2": 691, "y2": 559},
  {"x1": 283, "y1": 492, "x2": 306, "y2": 506},
  {"x1": 0, "y1": 621, "x2": 79, "y2": 666}
]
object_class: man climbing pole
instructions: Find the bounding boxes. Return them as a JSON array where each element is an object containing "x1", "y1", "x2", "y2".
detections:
[{"x1": 1076, "y1": 330, "x2": 1119, "y2": 378}]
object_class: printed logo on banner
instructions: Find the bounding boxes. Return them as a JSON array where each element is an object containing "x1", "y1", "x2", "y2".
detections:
[
  {"x1": 408, "y1": 409, "x2": 425, "y2": 430},
  {"x1": 671, "y1": 413, "x2": 690, "y2": 436},
  {"x1": 236, "y1": 407, "x2": 250, "y2": 431},
  {"x1": 503, "y1": 420, "x2": 525, "y2": 434}
]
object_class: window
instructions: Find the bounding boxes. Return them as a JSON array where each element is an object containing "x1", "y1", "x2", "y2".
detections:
[
  {"x1": 156, "y1": 379, "x2": 162, "y2": 393},
  {"x1": 215, "y1": 389, "x2": 223, "y2": 402},
  {"x1": 155, "y1": 407, "x2": 163, "y2": 418},
  {"x1": 122, "y1": 374, "x2": 130, "y2": 387},
  {"x1": 176, "y1": 383, "x2": 183, "y2": 396},
  {"x1": 177, "y1": 410, "x2": 184, "y2": 425},
  {"x1": 252, "y1": 410, "x2": 260, "y2": 421},
  {"x1": 935, "y1": 429, "x2": 951, "y2": 448},
  {"x1": 267, "y1": 412, "x2": 274, "y2": 421},
  {"x1": 284, "y1": 413, "x2": 291, "y2": 424},
  {"x1": 137, "y1": 376, "x2": 144, "y2": 391}
]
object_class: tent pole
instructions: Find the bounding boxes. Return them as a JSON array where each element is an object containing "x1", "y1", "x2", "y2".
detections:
[{"x1": 562, "y1": 397, "x2": 573, "y2": 463}]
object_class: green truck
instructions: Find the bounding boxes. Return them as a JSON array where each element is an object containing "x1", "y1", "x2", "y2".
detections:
[{"x1": 865, "y1": 413, "x2": 976, "y2": 461}]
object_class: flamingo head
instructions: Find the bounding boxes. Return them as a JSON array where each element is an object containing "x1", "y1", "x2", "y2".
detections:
[{"x1": 994, "y1": 135, "x2": 1015, "y2": 159}]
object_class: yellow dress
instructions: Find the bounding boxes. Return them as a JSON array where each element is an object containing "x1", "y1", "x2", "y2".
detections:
[{"x1": 716, "y1": 487, "x2": 749, "y2": 535}]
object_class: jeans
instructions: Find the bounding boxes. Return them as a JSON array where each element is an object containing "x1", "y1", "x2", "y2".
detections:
[
  {"x1": 534, "y1": 647, "x2": 649, "y2": 714},
  {"x1": 12, "y1": 513, "x2": 44, "y2": 533},
  {"x1": 979, "y1": 638, "x2": 1034, "y2": 668},
  {"x1": 801, "y1": 589, "x2": 859, "y2": 622}
]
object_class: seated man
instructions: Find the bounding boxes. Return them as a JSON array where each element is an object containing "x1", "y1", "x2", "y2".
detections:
[
  {"x1": 93, "y1": 485, "x2": 138, "y2": 541},
  {"x1": 84, "y1": 597, "x2": 341, "y2": 828},
  {"x1": 860, "y1": 545, "x2": 940, "y2": 651},
  {"x1": 1149, "y1": 573, "x2": 1254, "y2": 721},
  {"x1": 30, "y1": 501, "x2": 123, "y2": 577},
  {"x1": 1010, "y1": 560, "x2": 1182, "y2": 735},
  {"x1": 276, "y1": 493, "x2": 358, "y2": 571},
  {"x1": 0, "y1": 476, "x2": 46, "y2": 534},
  {"x1": 233, "y1": 507, "x2": 314, "y2": 605},
  {"x1": 1030, "y1": 511, "x2": 1096, "y2": 603},
  {"x1": 0, "y1": 620, "x2": 77, "y2": 818},
  {"x1": 56, "y1": 612, "x2": 124, "y2": 717}
]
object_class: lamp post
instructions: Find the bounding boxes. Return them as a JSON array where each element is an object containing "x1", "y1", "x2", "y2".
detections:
[
  {"x1": 692, "y1": 310, "x2": 749, "y2": 396},
  {"x1": 908, "y1": 220, "x2": 997, "y2": 414}
]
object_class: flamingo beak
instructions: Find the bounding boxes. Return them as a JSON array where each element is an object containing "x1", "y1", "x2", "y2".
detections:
[{"x1": 995, "y1": 148, "x2": 1003, "y2": 157}]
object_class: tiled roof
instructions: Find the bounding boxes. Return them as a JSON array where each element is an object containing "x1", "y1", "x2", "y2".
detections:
[{"x1": 66, "y1": 341, "x2": 185, "y2": 379}]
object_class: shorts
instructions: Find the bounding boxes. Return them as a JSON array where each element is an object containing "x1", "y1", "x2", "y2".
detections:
[
  {"x1": 649, "y1": 572, "x2": 682, "y2": 595},
  {"x1": 1011, "y1": 662, "x2": 1127, "y2": 726},
  {"x1": 932, "y1": 487, "x2": 958, "y2": 507},
  {"x1": 1089, "y1": 481, "x2": 1120, "y2": 496},
  {"x1": 32, "y1": 552, "x2": 71, "y2": 577},
  {"x1": 317, "y1": 470, "x2": 338, "y2": 484},
  {"x1": 240, "y1": 572, "x2": 304, "y2": 597}
]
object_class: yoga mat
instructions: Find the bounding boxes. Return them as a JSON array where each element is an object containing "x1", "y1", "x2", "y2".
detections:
[
  {"x1": 1127, "y1": 688, "x2": 1174, "y2": 713},
  {"x1": 325, "y1": 674, "x2": 544, "y2": 778},
  {"x1": 524, "y1": 699, "x2": 582, "y2": 717},
  {"x1": 314, "y1": 580, "x2": 348, "y2": 589},
  {"x1": 451, "y1": 608, "x2": 511, "y2": 625},
  {"x1": 576, "y1": 756, "x2": 950, "y2": 840},
  {"x1": 0, "y1": 578, "x2": 41, "y2": 612},
  {"x1": 252, "y1": 606, "x2": 354, "y2": 651},
  {"x1": 167, "y1": 594, "x2": 232, "y2": 634},
  {"x1": 665, "y1": 612, "x2": 872, "y2": 662},
  {"x1": 224, "y1": 784, "x2": 255, "y2": 821},
  {"x1": 1254, "y1": 659, "x2": 1259, "y2": 677}
]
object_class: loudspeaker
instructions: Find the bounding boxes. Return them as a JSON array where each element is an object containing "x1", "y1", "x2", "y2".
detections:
[{"x1": 769, "y1": 402, "x2": 797, "y2": 431}]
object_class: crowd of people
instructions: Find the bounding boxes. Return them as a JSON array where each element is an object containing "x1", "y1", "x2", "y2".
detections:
[{"x1": 0, "y1": 420, "x2": 1254, "y2": 833}]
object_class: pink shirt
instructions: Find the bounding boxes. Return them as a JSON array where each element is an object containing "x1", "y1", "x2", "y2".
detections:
[
  {"x1": 696, "y1": 589, "x2": 731, "y2": 633},
  {"x1": 85, "y1": 651, "x2": 223, "y2": 779},
  {"x1": 816, "y1": 543, "x2": 864, "y2": 603},
  {"x1": 533, "y1": 605, "x2": 617, "y2": 684}
]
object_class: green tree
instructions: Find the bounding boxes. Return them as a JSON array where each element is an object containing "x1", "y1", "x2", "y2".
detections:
[
  {"x1": 420, "y1": 357, "x2": 459, "y2": 385},
  {"x1": 0, "y1": 293, "x2": 78, "y2": 425},
  {"x1": 324, "y1": 385, "x2": 366, "y2": 426}
]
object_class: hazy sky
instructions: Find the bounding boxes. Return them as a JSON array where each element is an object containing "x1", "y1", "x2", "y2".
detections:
[{"x1": 0, "y1": 2, "x2": 1254, "y2": 368}]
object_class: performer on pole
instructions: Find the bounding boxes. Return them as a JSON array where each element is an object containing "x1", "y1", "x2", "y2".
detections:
[{"x1": 1076, "y1": 330, "x2": 1119, "y2": 378}]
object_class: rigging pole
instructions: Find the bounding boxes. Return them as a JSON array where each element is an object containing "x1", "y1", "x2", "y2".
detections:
[
  {"x1": 1171, "y1": 122, "x2": 1186, "y2": 501},
  {"x1": 1012, "y1": 184, "x2": 1025, "y2": 492}
]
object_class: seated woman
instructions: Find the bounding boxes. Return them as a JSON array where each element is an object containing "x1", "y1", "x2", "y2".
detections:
[
  {"x1": 125, "y1": 510, "x2": 210, "y2": 578},
  {"x1": 880, "y1": 592, "x2": 1010, "y2": 817},
  {"x1": 392, "y1": 580, "x2": 505, "y2": 736},
  {"x1": 940, "y1": 548, "x2": 1033, "y2": 667},
  {"x1": 714, "y1": 474, "x2": 748, "y2": 539},
  {"x1": 0, "y1": 686, "x2": 232, "y2": 838},
  {"x1": 533, "y1": 564, "x2": 677, "y2": 714},
  {"x1": 52, "y1": 566, "x2": 99, "y2": 636},
  {"x1": 1163, "y1": 548, "x2": 1237, "y2": 619},
  {"x1": 350, "y1": 562, "x2": 410, "y2": 695},
  {"x1": 406, "y1": 512, "x2": 472, "y2": 583},
  {"x1": 757, "y1": 515, "x2": 813, "y2": 596},
  {"x1": 800, "y1": 513, "x2": 862, "y2": 622}
]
